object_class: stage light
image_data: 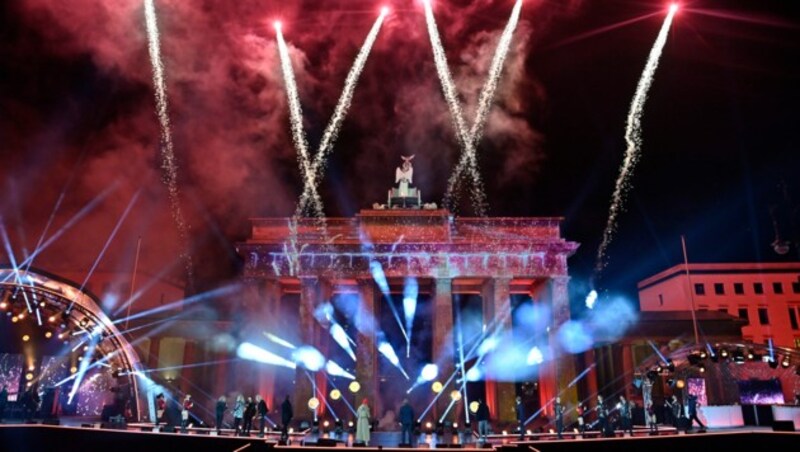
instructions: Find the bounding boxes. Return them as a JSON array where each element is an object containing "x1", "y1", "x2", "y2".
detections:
[
  {"x1": 48, "y1": 316, "x2": 55, "y2": 323},
  {"x1": 655, "y1": 364, "x2": 663, "y2": 373},
  {"x1": 330, "y1": 389, "x2": 342, "y2": 400},
  {"x1": 0, "y1": 301, "x2": 7, "y2": 309},
  {"x1": 39, "y1": 301, "x2": 45, "y2": 308},
  {"x1": 502, "y1": 430, "x2": 508, "y2": 436},
  {"x1": 676, "y1": 379, "x2": 685, "y2": 389},
  {"x1": 11, "y1": 316, "x2": 19, "y2": 323},
  {"x1": 25, "y1": 372, "x2": 34, "y2": 381},
  {"x1": 380, "y1": 6, "x2": 390, "y2": 16},
  {"x1": 450, "y1": 390, "x2": 462, "y2": 401},
  {"x1": 768, "y1": 358, "x2": 779, "y2": 369},
  {"x1": 699, "y1": 350, "x2": 707, "y2": 359},
  {"x1": 57, "y1": 332, "x2": 66, "y2": 340},
  {"x1": 698, "y1": 365, "x2": 706, "y2": 373},
  {"x1": 453, "y1": 423, "x2": 458, "y2": 429},
  {"x1": 667, "y1": 360, "x2": 675, "y2": 372},
  {"x1": 425, "y1": 422, "x2": 432, "y2": 430},
  {"x1": 421, "y1": 363, "x2": 438, "y2": 381},
  {"x1": 349, "y1": 381, "x2": 361, "y2": 393},
  {"x1": 70, "y1": 366, "x2": 78, "y2": 374},
  {"x1": 669, "y1": 3, "x2": 679, "y2": 14},
  {"x1": 720, "y1": 348, "x2": 729, "y2": 358},
  {"x1": 469, "y1": 401, "x2": 479, "y2": 413},
  {"x1": 323, "y1": 420, "x2": 330, "y2": 428},
  {"x1": 308, "y1": 397, "x2": 320, "y2": 410},
  {"x1": 28, "y1": 364, "x2": 35, "y2": 371},
  {"x1": 274, "y1": 21, "x2": 282, "y2": 31},
  {"x1": 781, "y1": 356, "x2": 791, "y2": 368},
  {"x1": 747, "y1": 349, "x2": 755, "y2": 360},
  {"x1": 22, "y1": 334, "x2": 30, "y2": 342},
  {"x1": 17, "y1": 312, "x2": 25, "y2": 320},
  {"x1": 348, "y1": 421, "x2": 354, "y2": 428},
  {"x1": 431, "y1": 381, "x2": 443, "y2": 393}
]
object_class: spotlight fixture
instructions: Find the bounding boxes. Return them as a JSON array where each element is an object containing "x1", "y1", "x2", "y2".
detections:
[
  {"x1": 698, "y1": 365, "x2": 706, "y2": 373},
  {"x1": 781, "y1": 356, "x2": 791, "y2": 368},
  {"x1": 747, "y1": 349, "x2": 755, "y2": 360},
  {"x1": 699, "y1": 350, "x2": 708, "y2": 359},
  {"x1": 45, "y1": 331, "x2": 52, "y2": 339},
  {"x1": 768, "y1": 358, "x2": 779, "y2": 369},
  {"x1": 22, "y1": 334, "x2": 30, "y2": 342},
  {"x1": 0, "y1": 301, "x2": 7, "y2": 310},
  {"x1": 655, "y1": 364, "x2": 664, "y2": 373},
  {"x1": 720, "y1": 349, "x2": 729, "y2": 359},
  {"x1": 48, "y1": 316, "x2": 56, "y2": 323},
  {"x1": 667, "y1": 360, "x2": 676, "y2": 372}
]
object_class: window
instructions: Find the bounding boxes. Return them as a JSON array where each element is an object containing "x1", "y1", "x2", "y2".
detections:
[
  {"x1": 773, "y1": 282, "x2": 784, "y2": 294},
  {"x1": 658, "y1": 294, "x2": 664, "y2": 307},
  {"x1": 714, "y1": 283, "x2": 725, "y2": 295},
  {"x1": 694, "y1": 283, "x2": 705, "y2": 295},
  {"x1": 718, "y1": 305, "x2": 729, "y2": 314},
  {"x1": 758, "y1": 307, "x2": 770, "y2": 325},
  {"x1": 795, "y1": 337, "x2": 800, "y2": 349},
  {"x1": 792, "y1": 281, "x2": 800, "y2": 294},
  {"x1": 754, "y1": 283, "x2": 764, "y2": 294},
  {"x1": 734, "y1": 283, "x2": 744, "y2": 295},
  {"x1": 790, "y1": 307, "x2": 799, "y2": 330},
  {"x1": 698, "y1": 305, "x2": 709, "y2": 311},
  {"x1": 738, "y1": 308, "x2": 749, "y2": 325}
]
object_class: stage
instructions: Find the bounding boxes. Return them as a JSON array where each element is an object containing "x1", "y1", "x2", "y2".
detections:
[{"x1": 2, "y1": 423, "x2": 799, "y2": 452}]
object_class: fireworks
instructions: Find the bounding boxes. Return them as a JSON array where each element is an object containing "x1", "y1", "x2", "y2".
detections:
[
  {"x1": 445, "y1": 0, "x2": 522, "y2": 213},
  {"x1": 277, "y1": 11, "x2": 388, "y2": 218},
  {"x1": 595, "y1": 6, "x2": 677, "y2": 274},
  {"x1": 144, "y1": 0, "x2": 194, "y2": 282}
]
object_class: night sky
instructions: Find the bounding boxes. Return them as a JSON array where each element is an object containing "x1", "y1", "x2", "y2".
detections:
[{"x1": 0, "y1": 0, "x2": 798, "y2": 306}]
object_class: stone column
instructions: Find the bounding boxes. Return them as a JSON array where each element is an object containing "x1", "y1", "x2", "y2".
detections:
[
  {"x1": 147, "y1": 337, "x2": 160, "y2": 370},
  {"x1": 549, "y1": 276, "x2": 577, "y2": 409},
  {"x1": 294, "y1": 277, "x2": 319, "y2": 421},
  {"x1": 180, "y1": 340, "x2": 196, "y2": 395},
  {"x1": 433, "y1": 278, "x2": 454, "y2": 421},
  {"x1": 621, "y1": 343, "x2": 634, "y2": 400},
  {"x1": 259, "y1": 279, "x2": 282, "y2": 407},
  {"x1": 355, "y1": 278, "x2": 380, "y2": 419},
  {"x1": 481, "y1": 278, "x2": 516, "y2": 424}
]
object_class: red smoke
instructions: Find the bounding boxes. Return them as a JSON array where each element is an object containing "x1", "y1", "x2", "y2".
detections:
[{"x1": 0, "y1": 0, "x2": 583, "y2": 288}]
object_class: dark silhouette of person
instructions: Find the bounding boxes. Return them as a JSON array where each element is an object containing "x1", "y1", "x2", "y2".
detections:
[
  {"x1": 686, "y1": 394, "x2": 705, "y2": 431},
  {"x1": 0, "y1": 385, "x2": 8, "y2": 421},
  {"x1": 243, "y1": 396, "x2": 256, "y2": 435},
  {"x1": 215, "y1": 395, "x2": 227, "y2": 434},
  {"x1": 256, "y1": 395, "x2": 269, "y2": 437},
  {"x1": 398, "y1": 399, "x2": 414, "y2": 445},
  {"x1": 554, "y1": 397, "x2": 565, "y2": 439},
  {"x1": 281, "y1": 395, "x2": 293, "y2": 441},
  {"x1": 475, "y1": 399, "x2": 490, "y2": 442},
  {"x1": 515, "y1": 396, "x2": 525, "y2": 439}
]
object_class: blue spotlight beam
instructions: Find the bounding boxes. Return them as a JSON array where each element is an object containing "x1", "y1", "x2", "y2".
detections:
[
  {"x1": 112, "y1": 284, "x2": 240, "y2": 325},
  {"x1": 69, "y1": 191, "x2": 140, "y2": 310},
  {"x1": 324, "y1": 374, "x2": 357, "y2": 417}
]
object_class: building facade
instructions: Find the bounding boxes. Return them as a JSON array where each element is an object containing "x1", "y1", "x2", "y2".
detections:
[{"x1": 638, "y1": 263, "x2": 800, "y2": 349}]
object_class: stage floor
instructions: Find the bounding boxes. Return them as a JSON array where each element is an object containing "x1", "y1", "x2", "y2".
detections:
[{"x1": 1, "y1": 423, "x2": 798, "y2": 452}]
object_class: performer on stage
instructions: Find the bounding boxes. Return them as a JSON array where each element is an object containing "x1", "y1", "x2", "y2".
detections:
[
  {"x1": 665, "y1": 395, "x2": 681, "y2": 427},
  {"x1": 646, "y1": 401, "x2": 658, "y2": 433},
  {"x1": 356, "y1": 398, "x2": 371, "y2": 446},
  {"x1": 476, "y1": 398, "x2": 490, "y2": 443},
  {"x1": 554, "y1": 397, "x2": 565, "y2": 439},
  {"x1": 215, "y1": 395, "x2": 227, "y2": 434},
  {"x1": 243, "y1": 396, "x2": 256, "y2": 436},
  {"x1": 180, "y1": 394, "x2": 193, "y2": 433},
  {"x1": 256, "y1": 395, "x2": 268, "y2": 437},
  {"x1": 596, "y1": 395, "x2": 611, "y2": 437},
  {"x1": 233, "y1": 394, "x2": 245, "y2": 435},
  {"x1": 0, "y1": 385, "x2": 7, "y2": 421},
  {"x1": 576, "y1": 403, "x2": 586, "y2": 434},
  {"x1": 398, "y1": 398, "x2": 414, "y2": 446},
  {"x1": 618, "y1": 395, "x2": 633, "y2": 436},
  {"x1": 686, "y1": 394, "x2": 705, "y2": 432},
  {"x1": 280, "y1": 395, "x2": 293, "y2": 442},
  {"x1": 155, "y1": 393, "x2": 166, "y2": 428},
  {"x1": 515, "y1": 396, "x2": 525, "y2": 439}
]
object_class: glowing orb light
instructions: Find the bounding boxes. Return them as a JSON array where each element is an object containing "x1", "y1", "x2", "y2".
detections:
[
  {"x1": 349, "y1": 381, "x2": 361, "y2": 393},
  {"x1": 308, "y1": 397, "x2": 320, "y2": 410},
  {"x1": 469, "y1": 401, "x2": 479, "y2": 413},
  {"x1": 431, "y1": 381, "x2": 443, "y2": 393},
  {"x1": 450, "y1": 390, "x2": 462, "y2": 401},
  {"x1": 330, "y1": 389, "x2": 342, "y2": 400}
]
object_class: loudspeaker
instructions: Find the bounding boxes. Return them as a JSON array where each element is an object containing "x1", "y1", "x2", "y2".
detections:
[{"x1": 772, "y1": 420, "x2": 795, "y2": 432}]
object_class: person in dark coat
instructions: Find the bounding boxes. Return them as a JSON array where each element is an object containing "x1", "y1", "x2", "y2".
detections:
[
  {"x1": 243, "y1": 396, "x2": 256, "y2": 435},
  {"x1": 281, "y1": 395, "x2": 293, "y2": 441},
  {"x1": 398, "y1": 399, "x2": 414, "y2": 445},
  {"x1": 475, "y1": 399, "x2": 490, "y2": 443},
  {"x1": 256, "y1": 395, "x2": 269, "y2": 437},
  {"x1": 554, "y1": 397, "x2": 565, "y2": 439},
  {"x1": 215, "y1": 395, "x2": 227, "y2": 434},
  {"x1": 515, "y1": 396, "x2": 525, "y2": 439},
  {"x1": 686, "y1": 394, "x2": 705, "y2": 431},
  {"x1": 0, "y1": 386, "x2": 8, "y2": 421}
]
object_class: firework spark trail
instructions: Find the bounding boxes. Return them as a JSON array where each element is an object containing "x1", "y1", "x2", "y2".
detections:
[
  {"x1": 445, "y1": 0, "x2": 522, "y2": 211},
  {"x1": 275, "y1": 25, "x2": 323, "y2": 218},
  {"x1": 595, "y1": 6, "x2": 677, "y2": 274},
  {"x1": 295, "y1": 11, "x2": 388, "y2": 217},
  {"x1": 423, "y1": 0, "x2": 498, "y2": 216},
  {"x1": 144, "y1": 0, "x2": 194, "y2": 282}
]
